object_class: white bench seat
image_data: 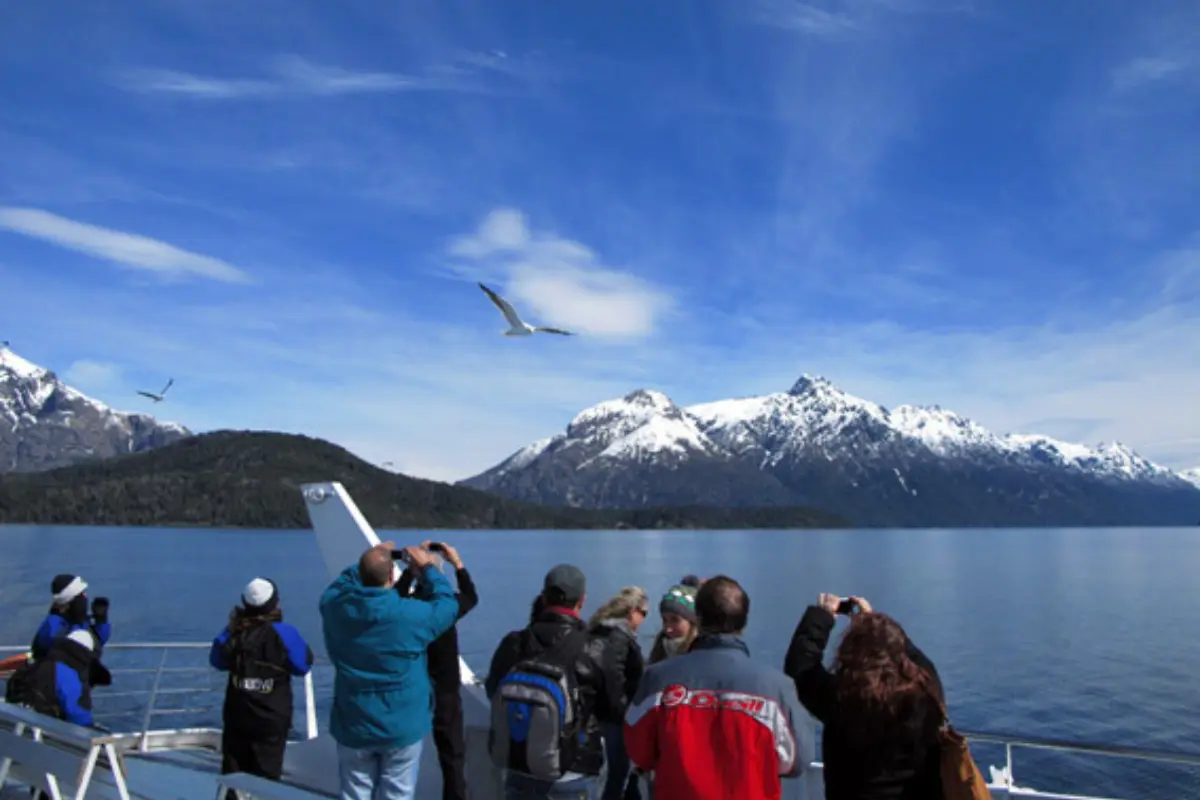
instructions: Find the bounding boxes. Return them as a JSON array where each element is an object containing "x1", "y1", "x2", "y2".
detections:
[{"x1": 0, "y1": 702, "x2": 129, "y2": 800}]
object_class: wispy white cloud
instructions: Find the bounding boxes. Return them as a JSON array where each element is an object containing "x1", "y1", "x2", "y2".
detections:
[
  {"x1": 62, "y1": 360, "x2": 122, "y2": 392},
  {"x1": 0, "y1": 257, "x2": 671, "y2": 480},
  {"x1": 1112, "y1": 55, "x2": 1191, "y2": 91},
  {"x1": 0, "y1": 208, "x2": 251, "y2": 284},
  {"x1": 446, "y1": 208, "x2": 676, "y2": 340},
  {"x1": 6, "y1": 220, "x2": 1200, "y2": 480},
  {"x1": 117, "y1": 52, "x2": 542, "y2": 100},
  {"x1": 748, "y1": 0, "x2": 976, "y2": 39},
  {"x1": 752, "y1": 1, "x2": 861, "y2": 38}
]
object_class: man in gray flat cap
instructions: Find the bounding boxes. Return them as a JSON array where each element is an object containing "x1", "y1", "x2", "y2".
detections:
[{"x1": 485, "y1": 564, "x2": 624, "y2": 799}]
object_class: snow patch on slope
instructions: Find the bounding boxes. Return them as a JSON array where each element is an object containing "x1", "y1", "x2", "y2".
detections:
[
  {"x1": 479, "y1": 371, "x2": 1197, "y2": 491},
  {"x1": 0, "y1": 347, "x2": 190, "y2": 471},
  {"x1": 507, "y1": 436, "x2": 560, "y2": 470},
  {"x1": 597, "y1": 413, "x2": 714, "y2": 460},
  {"x1": 1005, "y1": 435, "x2": 1172, "y2": 482},
  {"x1": 1182, "y1": 468, "x2": 1200, "y2": 489},
  {"x1": 889, "y1": 405, "x2": 1007, "y2": 454},
  {"x1": 689, "y1": 374, "x2": 891, "y2": 461},
  {"x1": 0, "y1": 347, "x2": 44, "y2": 381},
  {"x1": 563, "y1": 389, "x2": 719, "y2": 468}
]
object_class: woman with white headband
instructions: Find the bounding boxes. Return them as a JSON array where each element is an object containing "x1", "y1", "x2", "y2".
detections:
[{"x1": 30, "y1": 573, "x2": 111, "y2": 666}]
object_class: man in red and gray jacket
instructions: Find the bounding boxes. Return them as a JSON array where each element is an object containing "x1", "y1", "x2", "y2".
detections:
[{"x1": 623, "y1": 575, "x2": 816, "y2": 800}]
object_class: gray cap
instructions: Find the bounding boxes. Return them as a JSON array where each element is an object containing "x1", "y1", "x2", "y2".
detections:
[{"x1": 543, "y1": 563, "x2": 586, "y2": 605}]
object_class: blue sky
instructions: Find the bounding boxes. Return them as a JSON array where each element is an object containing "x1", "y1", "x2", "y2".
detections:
[{"x1": 1, "y1": 0, "x2": 1197, "y2": 480}]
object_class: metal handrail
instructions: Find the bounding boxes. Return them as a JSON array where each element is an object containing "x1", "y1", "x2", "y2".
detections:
[
  {"x1": 0, "y1": 641, "x2": 321, "y2": 747},
  {"x1": 959, "y1": 729, "x2": 1200, "y2": 768},
  {"x1": 5, "y1": 643, "x2": 1200, "y2": 799}
]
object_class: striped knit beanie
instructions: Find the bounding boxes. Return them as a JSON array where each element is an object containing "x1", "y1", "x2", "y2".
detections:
[{"x1": 659, "y1": 583, "x2": 698, "y2": 625}]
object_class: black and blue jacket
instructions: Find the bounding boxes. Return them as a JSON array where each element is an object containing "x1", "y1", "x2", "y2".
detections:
[
  {"x1": 210, "y1": 620, "x2": 314, "y2": 735},
  {"x1": 31, "y1": 603, "x2": 111, "y2": 663},
  {"x1": 9, "y1": 636, "x2": 97, "y2": 727}
]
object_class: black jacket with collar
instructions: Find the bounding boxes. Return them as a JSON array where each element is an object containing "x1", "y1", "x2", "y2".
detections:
[{"x1": 397, "y1": 565, "x2": 480, "y2": 694}]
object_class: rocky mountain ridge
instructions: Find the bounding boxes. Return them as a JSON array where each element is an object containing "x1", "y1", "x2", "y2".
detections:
[
  {"x1": 0, "y1": 347, "x2": 189, "y2": 472},
  {"x1": 461, "y1": 375, "x2": 1200, "y2": 527}
]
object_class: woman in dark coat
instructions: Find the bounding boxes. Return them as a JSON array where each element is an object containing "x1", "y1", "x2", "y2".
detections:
[
  {"x1": 784, "y1": 593, "x2": 944, "y2": 800},
  {"x1": 586, "y1": 587, "x2": 649, "y2": 800}
]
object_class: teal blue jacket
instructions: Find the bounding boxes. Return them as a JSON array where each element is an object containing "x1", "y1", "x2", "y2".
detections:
[{"x1": 319, "y1": 562, "x2": 459, "y2": 749}]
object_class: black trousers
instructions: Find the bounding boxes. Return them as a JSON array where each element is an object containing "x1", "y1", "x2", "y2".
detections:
[
  {"x1": 433, "y1": 688, "x2": 467, "y2": 800},
  {"x1": 220, "y1": 728, "x2": 288, "y2": 800}
]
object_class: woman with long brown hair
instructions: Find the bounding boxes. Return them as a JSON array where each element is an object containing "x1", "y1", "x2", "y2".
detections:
[
  {"x1": 209, "y1": 578, "x2": 314, "y2": 799},
  {"x1": 784, "y1": 593, "x2": 944, "y2": 799}
]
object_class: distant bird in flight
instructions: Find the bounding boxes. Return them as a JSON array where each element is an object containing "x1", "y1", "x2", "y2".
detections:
[
  {"x1": 137, "y1": 378, "x2": 174, "y2": 403},
  {"x1": 478, "y1": 283, "x2": 574, "y2": 337}
]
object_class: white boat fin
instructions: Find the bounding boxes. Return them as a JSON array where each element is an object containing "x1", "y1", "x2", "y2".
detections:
[{"x1": 300, "y1": 481, "x2": 480, "y2": 686}]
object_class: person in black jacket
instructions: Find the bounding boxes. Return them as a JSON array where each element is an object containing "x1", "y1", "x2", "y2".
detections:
[
  {"x1": 784, "y1": 593, "x2": 944, "y2": 800},
  {"x1": 485, "y1": 564, "x2": 625, "y2": 799},
  {"x1": 396, "y1": 540, "x2": 480, "y2": 800},
  {"x1": 585, "y1": 587, "x2": 649, "y2": 800},
  {"x1": 209, "y1": 578, "x2": 314, "y2": 799}
]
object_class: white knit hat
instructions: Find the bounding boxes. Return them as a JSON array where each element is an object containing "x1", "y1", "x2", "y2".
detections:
[
  {"x1": 242, "y1": 578, "x2": 278, "y2": 612},
  {"x1": 66, "y1": 629, "x2": 95, "y2": 652}
]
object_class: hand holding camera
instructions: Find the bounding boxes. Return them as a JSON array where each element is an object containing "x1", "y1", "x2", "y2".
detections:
[
  {"x1": 818, "y1": 592, "x2": 872, "y2": 616},
  {"x1": 91, "y1": 597, "x2": 110, "y2": 625},
  {"x1": 389, "y1": 544, "x2": 436, "y2": 569},
  {"x1": 422, "y1": 540, "x2": 463, "y2": 569}
]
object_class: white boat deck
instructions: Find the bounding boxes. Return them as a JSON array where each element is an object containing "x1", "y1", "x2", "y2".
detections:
[{"x1": 0, "y1": 481, "x2": 1197, "y2": 799}]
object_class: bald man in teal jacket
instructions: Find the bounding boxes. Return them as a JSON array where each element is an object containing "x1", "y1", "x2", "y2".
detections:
[{"x1": 320, "y1": 541, "x2": 459, "y2": 800}]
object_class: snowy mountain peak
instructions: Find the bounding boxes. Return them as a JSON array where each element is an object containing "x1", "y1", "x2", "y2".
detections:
[
  {"x1": 543, "y1": 388, "x2": 716, "y2": 467},
  {"x1": 889, "y1": 405, "x2": 1003, "y2": 454},
  {"x1": 788, "y1": 374, "x2": 835, "y2": 397},
  {"x1": 1002, "y1": 435, "x2": 1171, "y2": 482},
  {"x1": 481, "y1": 372, "x2": 1199, "y2": 497},
  {"x1": 567, "y1": 389, "x2": 683, "y2": 439},
  {"x1": 1177, "y1": 467, "x2": 1199, "y2": 489},
  {"x1": 622, "y1": 388, "x2": 677, "y2": 412},
  {"x1": 0, "y1": 347, "x2": 47, "y2": 381},
  {"x1": 465, "y1": 373, "x2": 1200, "y2": 525},
  {"x1": 0, "y1": 347, "x2": 190, "y2": 472}
]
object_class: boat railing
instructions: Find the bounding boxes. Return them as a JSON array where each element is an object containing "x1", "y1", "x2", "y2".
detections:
[
  {"x1": 0, "y1": 642, "x2": 323, "y2": 755},
  {"x1": 4, "y1": 642, "x2": 1200, "y2": 798},
  {"x1": 955, "y1": 729, "x2": 1200, "y2": 799}
]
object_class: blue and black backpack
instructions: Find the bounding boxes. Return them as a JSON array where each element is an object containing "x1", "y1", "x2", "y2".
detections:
[{"x1": 489, "y1": 628, "x2": 590, "y2": 780}]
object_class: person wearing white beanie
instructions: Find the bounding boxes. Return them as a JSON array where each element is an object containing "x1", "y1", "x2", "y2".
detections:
[
  {"x1": 4, "y1": 627, "x2": 99, "y2": 734},
  {"x1": 210, "y1": 577, "x2": 314, "y2": 799}
]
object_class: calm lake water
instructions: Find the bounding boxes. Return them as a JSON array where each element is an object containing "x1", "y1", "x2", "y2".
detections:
[{"x1": 1, "y1": 524, "x2": 1198, "y2": 797}]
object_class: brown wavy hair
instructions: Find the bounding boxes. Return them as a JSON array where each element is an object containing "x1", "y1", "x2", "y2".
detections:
[
  {"x1": 228, "y1": 605, "x2": 283, "y2": 635},
  {"x1": 832, "y1": 612, "x2": 942, "y2": 761}
]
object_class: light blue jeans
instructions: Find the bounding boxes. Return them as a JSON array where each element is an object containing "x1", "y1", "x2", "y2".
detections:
[
  {"x1": 504, "y1": 770, "x2": 600, "y2": 799},
  {"x1": 336, "y1": 739, "x2": 423, "y2": 800}
]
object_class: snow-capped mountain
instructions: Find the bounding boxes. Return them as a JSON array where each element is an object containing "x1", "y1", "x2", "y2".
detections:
[
  {"x1": 0, "y1": 347, "x2": 190, "y2": 472},
  {"x1": 1183, "y1": 468, "x2": 1200, "y2": 490},
  {"x1": 462, "y1": 375, "x2": 1200, "y2": 527}
]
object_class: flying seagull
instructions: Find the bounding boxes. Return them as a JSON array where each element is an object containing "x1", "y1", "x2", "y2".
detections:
[
  {"x1": 478, "y1": 283, "x2": 574, "y2": 336},
  {"x1": 137, "y1": 378, "x2": 174, "y2": 403}
]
